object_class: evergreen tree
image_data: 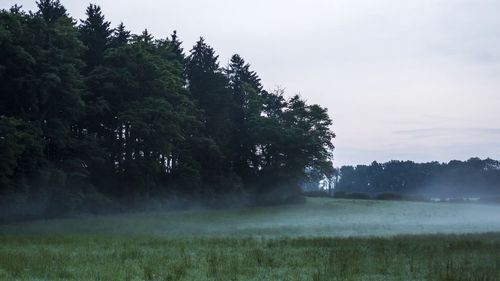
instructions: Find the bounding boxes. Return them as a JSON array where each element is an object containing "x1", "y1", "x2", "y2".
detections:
[
  {"x1": 186, "y1": 38, "x2": 241, "y2": 193},
  {"x1": 225, "y1": 54, "x2": 264, "y2": 183},
  {"x1": 110, "y1": 22, "x2": 130, "y2": 48},
  {"x1": 36, "y1": 0, "x2": 67, "y2": 25},
  {"x1": 170, "y1": 30, "x2": 184, "y2": 63},
  {"x1": 0, "y1": 1, "x2": 85, "y2": 201},
  {"x1": 133, "y1": 29, "x2": 153, "y2": 44},
  {"x1": 79, "y1": 4, "x2": 112, "y2": 72}
]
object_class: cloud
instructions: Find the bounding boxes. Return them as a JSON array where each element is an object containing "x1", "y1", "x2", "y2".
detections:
[{"x1": 394, "y1": 128, "x2": 500, "y2": 138}]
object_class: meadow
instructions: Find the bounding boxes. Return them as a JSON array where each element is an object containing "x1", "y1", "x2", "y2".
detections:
[{"x1": 0, "y1": 198, "x2": 499, "y2": 280}]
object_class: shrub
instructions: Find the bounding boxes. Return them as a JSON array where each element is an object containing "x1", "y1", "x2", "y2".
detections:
[{"x1": 375, "y1": 193, "x2": 403, "y2": 201}]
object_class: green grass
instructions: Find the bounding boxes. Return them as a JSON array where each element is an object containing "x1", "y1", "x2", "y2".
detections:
[{"x1": 0, "y1": 198, "x2": 499, "y2": 280}]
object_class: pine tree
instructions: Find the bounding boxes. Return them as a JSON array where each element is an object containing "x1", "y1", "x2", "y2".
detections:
[
  {"x1": 79, "y1": 4, "x2": 112, "y2": 72},
  {"x1": 110, "y1": 22, "x2": 130, "y2": 48},
  {"x1": 187, "y1": 37, "x2": 219, "y2": 74},
  {"x1": 133, "y1": 29, "x2": 154, "y2": 44},
  {"x1": 225, "y1": 54, "x2": 264, "y2": 182},
  {"x1": 170, "y1": 30, "x2": 184, "y2": 63},
  {"x1": 186, "y1": 38, "x2": 233, "y2": 142},
  {"x1": 186, "y1": 38, "x2": 241, "y2": 193},
  {"x1": 36, "y1": 0, "x2": 67, "y2": 24}
]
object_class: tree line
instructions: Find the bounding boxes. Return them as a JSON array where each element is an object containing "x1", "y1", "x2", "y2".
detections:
[
  {"x1": 0, "y1": 1, "x2": 335, "y2": 215},
  {"x1": 335, "y1": 158, "x2": 500, "y2": 198}
]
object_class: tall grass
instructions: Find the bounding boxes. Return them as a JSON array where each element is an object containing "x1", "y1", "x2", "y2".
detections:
[{"x1": 0, "y1": 233, "x2": 499, "y2": 281}]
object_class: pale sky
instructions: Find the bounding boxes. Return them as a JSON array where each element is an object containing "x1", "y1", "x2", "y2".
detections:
[{"x1": 2, "y1": 0, "x2": 500, "y2": 166}]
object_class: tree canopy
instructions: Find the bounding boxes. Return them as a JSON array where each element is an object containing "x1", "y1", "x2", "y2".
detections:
[
  {"x1": 335, "y1": 158, "x2": 500, "y2": 198},
  {"x1": 0, "y1": 1, "x2": 336, "y2": 214}
]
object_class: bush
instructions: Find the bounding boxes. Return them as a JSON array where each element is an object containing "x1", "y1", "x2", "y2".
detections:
[
  {"x1": 375, "y1": 193, "x2": 404, "y2": 201},
  {"x1": 346, "y1": 192, "x2": 371, "y2": 200},
  {"x1": 333, "y1": 191, "x2": 371, "y2": 200},
  {"x1": 333, "y1": 191, "x2": 347, "y2": 198},
  {"x1": 303, "y1": 190, "x2": 332, "y2": 198}
]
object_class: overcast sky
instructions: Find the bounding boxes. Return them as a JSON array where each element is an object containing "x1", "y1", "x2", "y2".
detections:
[{"x1": 2, "y1": 0, "x2": 500, "y2": 166}]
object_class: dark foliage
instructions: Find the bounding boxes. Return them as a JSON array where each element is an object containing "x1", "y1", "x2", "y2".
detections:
[
  {"x1": 0, "y1": 2, "x2": 335, "y2": 217},
  {"x1": 336, "y1": 158, "x2": 500, "y2": 198}
]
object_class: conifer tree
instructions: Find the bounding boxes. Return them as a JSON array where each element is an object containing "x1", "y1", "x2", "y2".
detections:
[
  {"x1": 111, "y1": 22, "x2": 130, "y2": 48},
  {"x1": 79, "y1": 4, "x2": 112, "y2": 72},
  {"x1": 170, "y1": 30, "x2": 184, "y2": 63},
  {"x1": 186, "y1": 38, "x2": 241, "y2": 192},
  {"x1": 36, "y1": 0, "x2": 67, "y2": 24},
  {"x1": 225, "y1": 54, "x2": 264, "y2": 182},
  {"x1": 133, "y1": 29, "x2": 154, "y2": 44}
]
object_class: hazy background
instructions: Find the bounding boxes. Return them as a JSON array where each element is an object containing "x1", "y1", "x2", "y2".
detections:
[{"x1": 2, "y1": 0, "x2": 500, "y2": 166}]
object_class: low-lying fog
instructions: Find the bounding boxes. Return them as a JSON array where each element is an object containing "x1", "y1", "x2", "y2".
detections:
[{"x1": 1, "y1": 198, "x2": 500, "y2": 238}]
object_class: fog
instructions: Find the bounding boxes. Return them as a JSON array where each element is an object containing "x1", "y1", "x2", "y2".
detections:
[{"x1": 2, "y1": 198, "x2": 500, "y2": 238}]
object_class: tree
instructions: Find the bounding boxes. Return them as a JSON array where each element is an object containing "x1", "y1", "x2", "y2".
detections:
[
  {"x1": 0, "y1": 1, "x2": 86, "y2": 206},
  {"x1": 249, "y1": 89, "x2": 335, "y2": 203},
  {"x1": 186, "y1": 38, "x2": 242, "y2": 194},
  {"x1": 133, "y1": 29, "x2": 153, "y2": 44},
  {"x1": 110, "y1": 22, "x2": 130, "y2": 48},
  {"x1": 225, "y1": 54, "x2": 264, "y2": 183},
  {"x1": 169, "y1": 30, "x2": 184, "y2": 63},
  {"x1": 36, "y1": 0, "x2": 67, "y2": 25},
  {"x1": 79, "y1": 4, "x2": 112, "y2": 72},
  {"x1": 0, "y1": 117, "x2": 43, "y2": 189}
]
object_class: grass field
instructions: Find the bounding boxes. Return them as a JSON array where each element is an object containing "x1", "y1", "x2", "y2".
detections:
[{"x1": 0, "y1": 198, "x2": 499, "y2": 280}]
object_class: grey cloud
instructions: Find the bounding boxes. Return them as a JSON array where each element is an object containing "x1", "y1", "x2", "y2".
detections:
[{"x1": 394, "y1": 128, "x2": 500, "y2": 138}]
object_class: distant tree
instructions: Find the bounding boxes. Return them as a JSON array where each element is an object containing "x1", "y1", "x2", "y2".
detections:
[
  {"x1": 133, "y1": 29, "x2": 154, "y2": 44},
  {"x1": 336, "y1": 159, "x2": 500, "y2": 198},
  {"x1": 110, "y1": 22, "x2": 130, "y2": 48}
]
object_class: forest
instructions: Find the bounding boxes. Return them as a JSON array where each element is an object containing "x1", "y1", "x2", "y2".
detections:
[
  {"x1": 0, "y1": 1, "x2": 335, "y2": 217},
  {"x1": 334, "y1": 158, "x2": 500, "y2": 199}
]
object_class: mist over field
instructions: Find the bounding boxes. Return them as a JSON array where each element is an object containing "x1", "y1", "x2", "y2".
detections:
[
  {"x1": 2, "y1": 198, "x2": 500, "y2": 238},
  {"x1": 2, "y1": 198, "x2": 500, "y2": 280}
]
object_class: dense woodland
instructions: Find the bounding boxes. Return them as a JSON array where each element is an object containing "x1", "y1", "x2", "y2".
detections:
[
  {"x1": 335, "y1": 158, "x2": 500, "y2": 198},
  {"x1": 0, "y1": 1, "x2": 335, "y2": 216}
]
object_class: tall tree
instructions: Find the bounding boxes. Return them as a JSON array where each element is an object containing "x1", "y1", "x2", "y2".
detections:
[
  {"x1": 0, "y1": 1, "x2": 85, "y2": 197},
  {"x1": 110, "y1": 22, "x2": 130, "y2": 48},
  {"x1": 186, "y1": 38, "x2": 241, "y2": 193},
  {"x1": 36, "y1": 0, "x2": 67, "y2": 25},
  {"x1": 225, "y1": 54, "x2": 264, "y2": 183},
  {"x1": 79, "y1": 4, "x2": 112, "y2": 72},
  {"x1": 170, "y1": 30, "x2": 184, "y2": 63},
  {"x1": 133, "y1": 29, "x2": 153, "y2": 44}
]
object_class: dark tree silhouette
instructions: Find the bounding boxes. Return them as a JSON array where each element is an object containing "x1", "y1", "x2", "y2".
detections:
[{"x1": 0, "y1": 2, "x2": 337, "y2": 218}]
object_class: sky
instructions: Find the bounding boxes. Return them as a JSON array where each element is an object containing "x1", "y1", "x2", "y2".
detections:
[{"x1": 2, "y1": 0, "x2": 500, "y2": 166}]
